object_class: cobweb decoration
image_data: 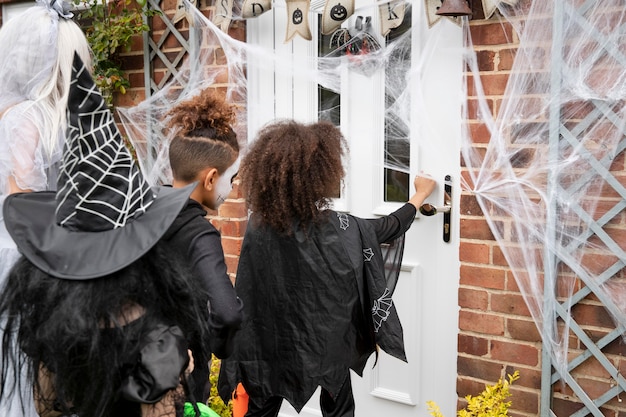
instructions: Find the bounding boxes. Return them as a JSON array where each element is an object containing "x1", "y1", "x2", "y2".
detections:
[
  {"x1": 462, "y1": 0, "x2": 626, "y2": 380},
  {"x1": 58, "y1": 54, "x2": 155, "y2": 232},
  {"x1": 119, "y1": 0, "x2": 418, "y2": 190}
]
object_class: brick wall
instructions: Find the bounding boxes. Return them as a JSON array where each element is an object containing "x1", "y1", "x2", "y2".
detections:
[
  {"x1": 460, "y1": 16, "x2": 542, "y2": 416},
  {"x1": 462, "y1": 5, "x2": 626, "y2": 416}
]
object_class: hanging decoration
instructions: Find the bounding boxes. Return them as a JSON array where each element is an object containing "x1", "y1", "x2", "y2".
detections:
[
  {"x1": 379, "y1": 0, "x2": 405, "y2": 37},
  {"x1": 241, "y1": 0, "x2": 272, "y2": 18},
  {"x1": 212, "y1": 0, "x2": 234, "y2": 31},
  {"x1": 424, "y1": 0, "x2": 461, "y2": 27},
  {"x1": 209, "y1": 0, "x2": 519, "y2": 36},
  {"x1": 321, "y1": 0, "x2": 354, "y2": 35},
  {"x1": 172, "y1": 0, "x2": 198, "y2": 23},
  {"x1": 346, "y1": 16, "x2": 382, "y2": 76},
  {"x1": 285, "y1": 0, "x2": 312, "y2": 42},
  {"x1": 481, "y1": 0, "x2": 518, "y2": 19}
]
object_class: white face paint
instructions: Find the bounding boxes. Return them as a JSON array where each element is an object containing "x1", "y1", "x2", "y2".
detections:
[{"x1": 214, "y1": 156, "x2": 241, "y2": 208}]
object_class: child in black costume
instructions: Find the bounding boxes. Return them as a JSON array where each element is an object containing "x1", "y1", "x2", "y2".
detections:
[
  {"x1": 162, "y1": 88, "x2": 244, "y2": 402},
  {"x1": 0, "y1": 54, "x2": 214, "y2": 417},
  {"x1": 219, "y1": 120, "x2": 437, "y2": 417}
]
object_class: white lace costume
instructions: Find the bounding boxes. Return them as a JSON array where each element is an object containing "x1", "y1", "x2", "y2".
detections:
[
  {"x1": 0, "y1": 2, "x2": 83, "y2": 414},
  {"x1": 0, "y1": 103, "x2": 63, "y2": 279},
  {"x1": 0, "y1": 0, "x2": 75, "y2": 282}
]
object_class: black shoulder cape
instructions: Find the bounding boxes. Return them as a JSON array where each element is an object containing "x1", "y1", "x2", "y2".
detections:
[{"x1": 218, "y1": 210, "x2": 407, "y2": 411}]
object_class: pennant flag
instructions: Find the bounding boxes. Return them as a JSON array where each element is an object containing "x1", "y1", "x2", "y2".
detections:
[
  {"x1": 172, "y1": 0, "x2": 197, "y2": 23},
  {"x1": 242, "y1": 0, "x2": 272, "y2": 18},
  {"x1": 213, "y1": 0, "x2": 234, "y2": 32},
  {"x1": 481, "y1": 0, "x2": 519, "y2": 19},
  {"x1": 285, "y1": 0, "x2": 312, "y2": 42},
  {"x1": 425, "y1": 0, "x2": 461, "y2": 27},
  {"x1": 321, "y1": 0, "x2": 354, "y2": 35},
  {"x1": 379, "y1": 0, "x2": 405, "y2": 37}
]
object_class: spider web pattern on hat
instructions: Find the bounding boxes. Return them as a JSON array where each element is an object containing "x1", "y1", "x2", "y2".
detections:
[{"x1": 56, "y1": 55, "x2": 155, "y2": 232}]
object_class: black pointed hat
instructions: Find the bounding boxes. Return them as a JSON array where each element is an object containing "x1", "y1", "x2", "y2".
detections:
[{"x1": 3, "y1": 53, "x2": 194, "y2": 280}]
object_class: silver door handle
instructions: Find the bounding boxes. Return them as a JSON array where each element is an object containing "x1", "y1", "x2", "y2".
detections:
[{"x1": 419, "y1": 175, "x2": 452, "y2": 242}]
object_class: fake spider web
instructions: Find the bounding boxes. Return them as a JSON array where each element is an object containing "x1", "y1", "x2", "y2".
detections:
[
  {"x1": 119, "y1": 0, "x2": 626, "y2": 386},
  {"x1": 461, "y1": 0, "x2": 626, "y2": 383},
  {"x1": 119, "y1": 0, "x2": 416, "y2": 191}
]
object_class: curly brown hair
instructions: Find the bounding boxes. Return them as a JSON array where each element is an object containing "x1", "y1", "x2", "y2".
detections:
[
  {"x1": 240, "y1": 120, "x2": 347, "y2": 236},
  {"x1": 166, "y1": 88, "x2": 239, "y2": 182}
]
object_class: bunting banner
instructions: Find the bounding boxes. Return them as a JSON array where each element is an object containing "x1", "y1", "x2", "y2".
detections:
[
  {"x1": 481, "y1": 0, "x2": 519, "y2": 19},
  {"x1": 242, "y1": 0, "x2": 272, "y2": 18},
  {"x1": 285, "y1": 0, "x2": 312, "y2": 42},
  {"x1": 321, "y1": 0, "x2": 354, "y2": 35},
  {"x1": 172, "y1": 0, "x2": 197, "y2": 23},
  {"x1": 425, "y1": 0, "x2": 460, "y2": 27},
  {"x1": 213, "y1": 0, "x2": 234, "y2": 32},
  {"x1": 379, "y1": 0, "x2": 405, "y2": 37}
]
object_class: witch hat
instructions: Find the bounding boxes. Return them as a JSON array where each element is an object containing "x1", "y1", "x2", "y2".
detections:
[{"x1": 3, "y1": 53, "x2": 194, "y2": 280}]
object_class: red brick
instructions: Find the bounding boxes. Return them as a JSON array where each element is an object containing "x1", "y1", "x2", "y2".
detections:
[
  {"x1": 475, "y1": 49, "x2": 496, "y2": 72},
  {"x1": 221, "y1": 237, "x2": 242, "y2": 257},
  {"x1": 490, "y1": 340, "x2": 539, "y2": 366},
  {"x1": 491, "y1": 292, "x2": 531, "y2": 316},
  {"x1": 127, "y1": 72, "x2": 146, "y2": 89},
  {"x1": 571, "y1": 303, "x2": 616, "y2": 329},
  {"x1": 552, "y1": 397, "x2": 585, "y2": 416},
  {"x1": 460, "y1": 170, "x2": 476, "y2": 189},
  {"x1": 218, "y1": 201, "x2": 248, "y2": 219},
  {"x1": 459, "y1": 310, "x2": 504, "y2": 335},
  {"x1": 460, "y1": 194, "x2": 484, "y2": 217},
  {"x1": 458, "y1": 287, "x2": 488, "y2": 310},
  {"x1": 224, "y1": 255, "x2": 239, "y2": 275},
  {"x1": 470, "y1": 22, "x2": 515, "y2": 46},
  {"x1": 467, "y1": 122, "x2": 491, "y2": 144},
  {"x1": 211, "y1": 219, "x2": 248, "y2": 238},
  {"x1": 508, "y1": 386, "x2": 539, "y2": 415},
  {"x1": 506, "y1": 318, "x2": 540, "y2": 343},
  {"x1": 496, "y1": 48, "x2": 517, "y2": 71},
  {"x1": 456, "y1": 376, "x2": 486, "y2": 399},
  {"x1": 478, "y1": 73, "x2": 510, "y2": 96},
  {"x1": 460, "y1": 218, "x2": 496, "y2": 241},
  {"x1": 113, "y1": 90, "x2": 145, "y2": 107},
  {"x1": 459, "y1": 241, "x2": 489, "y2": 264},
  {"x1": 458, "y1": 334, "x2": 489, "y2": 356},
  {"x1": 457, "y1": 356, "x2": 503, "y2": 382},
  {"x1": 572, "y1": 355, "x2": 612, "y2": 380},
  {"x1": 460, "y1": 265, "x2": 505, "y2": 290}
]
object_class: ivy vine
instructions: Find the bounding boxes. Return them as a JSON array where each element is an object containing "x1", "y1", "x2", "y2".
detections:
[{"x1": 72, "y1": 0, "x2": 158, "y2": 107}]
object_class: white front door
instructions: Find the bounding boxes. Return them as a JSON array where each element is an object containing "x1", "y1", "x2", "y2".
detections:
[{"x1": 245, "y1": 2, "x2": 462, "y2": 416}]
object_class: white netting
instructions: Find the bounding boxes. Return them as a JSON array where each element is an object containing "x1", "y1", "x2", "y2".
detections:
[
  {"x1": 462, "y1": 0, "x2": 626, "y2": 381},
  {"x1": 119, "y1": 0, "x2": 422, "y2": 194},
  {"x1": 119, "y1": 0, "x2": 626, "y2": 387}
]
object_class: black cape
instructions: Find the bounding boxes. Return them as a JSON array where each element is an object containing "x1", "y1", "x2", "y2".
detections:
[{"x1": 218, "y1": 205, "x2": 415, "y2": 411}]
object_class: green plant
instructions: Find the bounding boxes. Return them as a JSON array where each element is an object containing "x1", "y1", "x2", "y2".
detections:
[
  {"x1": 427, "y1": 370, "x2": 520, "y2": 417},
  {"x1": 73, "y1": 0, "x2": 157, "y2": 106},
  {"x1": 208, "y1": 356, "x2": 233, "y2": 417}
]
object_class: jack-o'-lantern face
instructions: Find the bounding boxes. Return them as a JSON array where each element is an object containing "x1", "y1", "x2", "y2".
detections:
[
  {"x1": 330, "y1": 3, "x2": 348, "y2": 21},
  {"x1": 292, "y1": 8, "x2": 303, "y2": 24}
]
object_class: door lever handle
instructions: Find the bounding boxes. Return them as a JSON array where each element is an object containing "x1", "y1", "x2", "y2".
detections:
[
  {"x1": 418, "y1": 175, "x2": 452, "y2": 242},
  {"x1": 418, "y1": 203, "x2": 450, "y2": 216}
]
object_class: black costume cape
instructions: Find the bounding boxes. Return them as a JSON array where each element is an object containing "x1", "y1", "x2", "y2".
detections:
[{"x1": 219, "y1": 204, "x2": 415, "y2": 411}]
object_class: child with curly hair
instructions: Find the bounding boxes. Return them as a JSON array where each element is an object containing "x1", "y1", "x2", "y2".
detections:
[
  {"x1": 161, "y1": 88, "x2": 244, "y2": 404},
  {"x1": 219, "y1": 120, "x2": 436, "y2": 416}
]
